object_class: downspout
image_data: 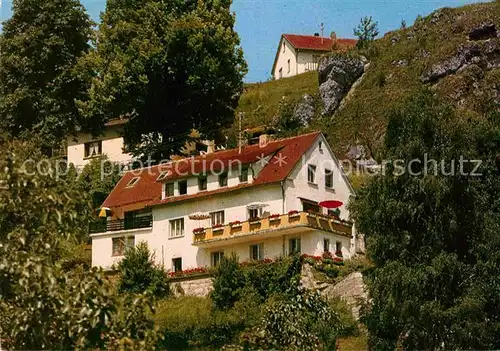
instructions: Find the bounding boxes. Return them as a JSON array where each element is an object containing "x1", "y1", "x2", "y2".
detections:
[
  {"x1": 296, "y1": 49, "x2": 299, "y2": 75},
  {"x1": 281, "y1": 180, "x2": 286, "y2": 256}
]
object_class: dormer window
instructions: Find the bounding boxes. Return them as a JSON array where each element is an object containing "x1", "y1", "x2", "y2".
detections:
[
  {"x1": 164, "y1": 182, "x2": 174, "y2": 197},
  {"x1": 126, "y1": 177, "x2": 140, "y2": 188},
  {"x1": 198, "y1": 175, "x2": 207, "y2": 191},
  {"x1": 157, "y1": 170, "x2": 171, "y2": 182},
  {"x1": 239, "y1": 168, "x2": 249, "y2": 183},
  {"x1": 219, "y1": 173, "x2": 228, "y2": 187},
  {"x1": 178, "y1": 180, "x2": 188, "y2": 195}
]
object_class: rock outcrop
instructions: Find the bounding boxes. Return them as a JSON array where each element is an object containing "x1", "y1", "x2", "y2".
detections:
[
  {"x1": 421, "y1": 38, "x2": 500, "y2": 83},
  {"x1": 293, "y1": 94, "x2": 315, "y2": 127},
  {"x1": 318, "y1": 54, "x2": 366, "y2": 116},
  {"x1": 469, "y1": 23, "x2": 497, "y2": 41}
]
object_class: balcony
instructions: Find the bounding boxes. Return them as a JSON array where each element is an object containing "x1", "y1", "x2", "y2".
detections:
[
  {"x1": 193, "y1": 211, "x2": 353, "y2": 248},
  {"x1": 89, "y1": 215, "x2": 153, "y2": 234}
]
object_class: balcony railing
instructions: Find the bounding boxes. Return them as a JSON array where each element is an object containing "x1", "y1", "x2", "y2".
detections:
[
  {"x1": 304, "y1": 62, "x2": 319, "y2": 72},
  {"x1": 89, "y1": 215, "x2": 153, "y2": 234},
  {"x1": 193, "y1": 211, "x2": 353, "y2": 245}
]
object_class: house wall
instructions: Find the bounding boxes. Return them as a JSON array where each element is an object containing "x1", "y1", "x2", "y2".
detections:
[
  {"x1": 67, "y1": 126, "x2": 132, "y2": 169},
  {"x1": 273, "y1": 39, "x2": 298, "y2": 80},
  {"x1": 296, "y1": 51, "x2": 322, "y2": 75},
  {"x1": 149, "y1": 183, "x2": 284, "y2": 271}
]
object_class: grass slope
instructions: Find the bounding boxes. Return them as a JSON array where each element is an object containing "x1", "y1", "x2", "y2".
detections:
[{"x1": 233, "y1": 1, "x2": 500, "y2": 157}]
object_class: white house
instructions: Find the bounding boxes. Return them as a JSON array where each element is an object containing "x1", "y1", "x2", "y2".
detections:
[
  {"x1": 67, "y1": 118, "x2": 133, "y2": 170},
  {"x1": 272, "y1": 33, "x2": 357, "y2": 80},
  {"x1": 90, "y1": 132, "x2": 358, "y2": 272}
]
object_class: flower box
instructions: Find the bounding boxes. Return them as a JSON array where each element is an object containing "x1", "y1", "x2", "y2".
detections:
[
  {"x1": 249, "y1": 217, "x2": 261, "y2": 224},
  {"x1": 306, "y1": 212, "x2": 317, "y2": 218},
  {"x1": 212, "y1": 224, "x2": 224, "y2": 232},
  {"x1": 229, "y1": 221, "x2": 242, "y2": 228},
  {"x1": 269, "y1": 214, "x2": 281, "y2": 221},
  {"x1": 193, "y1": 228, "x2": 206, "y2": 235}
]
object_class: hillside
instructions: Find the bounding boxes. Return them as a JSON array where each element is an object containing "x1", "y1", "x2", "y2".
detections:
[{"x1": 232, "y1": 1, "x2": 500, "y2": 159}]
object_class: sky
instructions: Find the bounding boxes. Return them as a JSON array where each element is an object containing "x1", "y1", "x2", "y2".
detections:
[{"x1": 0, "y1": 0, "x2": 488, "y2": 82}]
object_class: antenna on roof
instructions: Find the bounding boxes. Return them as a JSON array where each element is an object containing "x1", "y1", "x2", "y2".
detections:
[
  {"x1": 320, "y1": 23, "x2": 324, "y2": 43},
  {"x1": 238, "y1": 112, "x2": 243, "y2": 154}
]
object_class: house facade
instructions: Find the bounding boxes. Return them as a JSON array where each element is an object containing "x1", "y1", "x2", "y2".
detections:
[
  {"x1": 67, "y1": 118, "x2": 133, "y2": 170},
  {"x1": 90, "y1": 132, "x2": 358, "y2": 272},
  {"x1": 272, "y1": 33, "x2": 357, "y2": 80}
]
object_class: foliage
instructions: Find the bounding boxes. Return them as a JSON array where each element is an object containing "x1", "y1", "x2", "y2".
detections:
[
  {"x1": 351, "y1": 91, "x2": 500, "y2": 349},
  {"x1": 0, "y1": 0, "x2": 94, "y2": 150},
  {"x1": 244, "y1": 291, "x2": 343, "y2": 351},
  {"x1": 155, "y1": 296, "x2": 251, "y2": 349},
  {"x1": 82, "y1": 0, "x2": 247, "y2": 160},
  {"x1": 117, "y1": 242, "x2": 169, "y2": 298},
  {"x1": 76, "y1": 156, "x2": 122, "y2": 210},
  {"x1": 211, "y1": 253, "x2": 245, "y2": 309},
  {"x1": 0, "y1": 140, "x2": 160, "y2": 349},
  {"x1": 353, "y1": 16, "x2": 379, "y2": 49}
]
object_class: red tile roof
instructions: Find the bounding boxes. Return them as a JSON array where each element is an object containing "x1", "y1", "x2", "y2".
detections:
[
  {"x1": 102, "y1": 132, "x2": 321, "y2": 210},
  {"x1": 283, "y1": 34, "x2": 357, "y2": 51}
]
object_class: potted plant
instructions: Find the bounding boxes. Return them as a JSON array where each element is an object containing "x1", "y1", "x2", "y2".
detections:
[
  {"x1": 212, "y1": 223, "x2": 224, "y2": 232},
  {"x1": 249, "y1": 216, "x2": 261, "y2": 224}
]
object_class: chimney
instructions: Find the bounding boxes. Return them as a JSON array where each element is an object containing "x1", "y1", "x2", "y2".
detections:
[
  {"x1": 330, "y1": 31, "x2": 337, "y2": 41},
  {"x1": 259, "y1": 134, "x2": 270, "y2": 148},
  {"x1": 314, "y1": 33, "x2": 319, "y2": 37},
  {"x1": 207, "y1": 141, "x2": 215, "y2": 154}
]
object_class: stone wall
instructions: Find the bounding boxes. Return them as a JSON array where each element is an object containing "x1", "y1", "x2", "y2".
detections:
[
  {"x1": 170, "y1": 275, "x2": 213, "y2": 297},
  {"x1": 301, "y1": 264, "x2": 367, "y2": 319}
]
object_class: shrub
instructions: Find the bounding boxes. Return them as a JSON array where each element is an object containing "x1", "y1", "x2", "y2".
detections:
[
  {"x1": 117, "y1": 242, "x2": 169, "y2": 298},
  {"x1": 211, "y1": 253, "x2": 246, "y2": 309}
]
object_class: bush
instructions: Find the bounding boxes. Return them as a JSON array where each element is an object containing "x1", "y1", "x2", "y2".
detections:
[
  {"x1": 211, "y1": 253, "x2": 246, "y2": 309},
  {"x1": 117, "y1": 242, "x2": 169, "y2": 298}
]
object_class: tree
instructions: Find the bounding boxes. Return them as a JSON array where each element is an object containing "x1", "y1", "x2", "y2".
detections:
[
  {"x1": 0, "y1": 0, "x2": 94, "y2": 151},
  {"x1": 351, "y1": 90, "x2": 500, "y2": 349},
  {"x1": 81, "y1": 0, "x2": 247, "y2": 161},
  {"x1": 353, "y1": 16, "x2": 379, "y2": 49},
  {"x1": 0, "y1": 140, "x2": 161, "y2": 349},
  {"x1": 117, "y1": 242, "x2": 169, "y2": 298},
  {"x1": 211, "y1": 253, "x2": 245, "y2": 309}
]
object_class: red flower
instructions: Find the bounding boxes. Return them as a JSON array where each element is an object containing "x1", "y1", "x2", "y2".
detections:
[
  {"x1": 212, "y1": 223, "x2": 224, "y2": 229},
  {"x1": 193, "y1": 227, "x2": 205, "y2": 234},
  {"x1": 288, "y1": 210, "x2": 299, "y2": 216},
  {"x1": 269, "y1": 214, "x2": 281, "y2": 219},
  {"x1": 229, "y1": 221, "x2": 241, "y2": 226}
]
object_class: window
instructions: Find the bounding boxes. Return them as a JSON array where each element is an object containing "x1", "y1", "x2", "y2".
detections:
[
  {"x1": 282, "y1": 41, "x2": 286, "y2": 53},
  {"x1": 248, "y1": 208, "x2": 262, "y2": 220},
  {"x1": 84, "y1": 141, "x2": 102, "y2": 158},
  {"x1": 112, "y1": 236, "x2": 135, "y2": 256},
  {"x1": 165, "y1": 182, "x2": 174, "y2": 197},
  {"x1": 239, "y1": 168, "x2": 249, "y2": 183},
  {"x1": 178, "y1": 180, "x2": 188, "y2": 195},
  {"x1": 124, "y1": 209, "x2": 151, "y2": 229},
  {"x1": 302, "y1": 199, "x2": 320, "y2": 213},
  {"x1": 210, "y1": 211, "x2": 225, "y2": 226},
  {"x1": 289, "y1": 238, "x2": 301, "y2": 255},
  {"x1": 126, "y1": 177, "x2": 140, "y2": 188},
  {"x1": 336, "y1": 241, "x2": 342, "y2": 253},
  {"x1": 279, "y1": 67, "x2": 283, "y2": 79},
  {"x1": 172, "y1": 258, "x2": 182, "y2": 272},
  {"x1": 218, "y1": 173, "x2": 228, "y2": 187},
  {"x1": 308, "y1": 165, "x2": 316, "y2": 183},
  {"x1": 318, "y1": 141, "x2": 323, "y2": 152},
  {"x1": 323, "y1": 238, "x2": 330, "y2": 253},
  {"x1": 211, "y1": 251, "x2": 224, "y2": 267},
  {"x1": 325, "y1": 169, "x2": 334, "y2": 189},
  {"x1": 157, "y1": 171, "x2": 171, "y2": 181},
  {"x1": 198, "y1": 175, "x2": 207, "y2": 191},
  {"x1": 287, "y1": 59, "x2": 291, "y2": 73},
  {"x1": 250, "y1": 244, "x2": 264, "y2": 261},
  {"x1": 169, "y1": 218, "x2": 185, "y2": 237},
  {"x1": 313, "y1": 54, "x2": 320, "y2": 64}
]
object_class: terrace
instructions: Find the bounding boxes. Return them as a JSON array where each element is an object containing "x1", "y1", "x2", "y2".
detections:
[
  {"x1": 89, "y1": 215, "x2": 153, "y2": 234},
  {"x1": 193, "y1": 211, "x2": 353, "y2": 248}
]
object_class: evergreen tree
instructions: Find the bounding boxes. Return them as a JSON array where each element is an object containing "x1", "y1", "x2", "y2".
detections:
[
  {"x1": 353, "y1": 16, "x2": 379, "y2": 49},
  {"x1": 80, "y1": 0, "x2": 247, "y2": 161},
  {"x1": 0, "y1": 0, "x2": 94, "y2": 150}
]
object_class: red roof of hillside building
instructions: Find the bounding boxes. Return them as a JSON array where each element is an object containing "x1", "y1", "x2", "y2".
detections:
[
  {"x1": 102, "y1": 132, "x2": 321, "y2": 210},
  {"x1": 283, "y1": 34, "x2": 357, "y2": 51}
]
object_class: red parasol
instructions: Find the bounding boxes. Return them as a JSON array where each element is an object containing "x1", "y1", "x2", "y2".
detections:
[{"x1": 319, "y1": 200, "x2": 343, "y2": 209}]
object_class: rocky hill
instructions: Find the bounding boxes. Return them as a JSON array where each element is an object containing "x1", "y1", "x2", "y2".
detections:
[{"x1": 232, "y1": 1, "x2": 500, "y2": 160}]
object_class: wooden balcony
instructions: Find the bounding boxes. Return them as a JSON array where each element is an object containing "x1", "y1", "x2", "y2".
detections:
[
  {"x1": 193, "y1": 212, "x2": 353, "y2": 248},
  {"x1": 89, "y1": 215, "x2": 153, "y2": 234}
]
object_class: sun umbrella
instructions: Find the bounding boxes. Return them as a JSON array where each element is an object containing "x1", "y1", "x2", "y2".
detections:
[
  {"x1": 98, "y1": 207, "x2": 112, "y2": 218},
  {"x1": 318, "y1": 200, "x2": 343, "y2": 209}
]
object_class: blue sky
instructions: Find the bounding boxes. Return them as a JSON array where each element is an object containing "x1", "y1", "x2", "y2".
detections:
[{"x1": 0, "y1": 0, "x2": 488, "y2": 82}]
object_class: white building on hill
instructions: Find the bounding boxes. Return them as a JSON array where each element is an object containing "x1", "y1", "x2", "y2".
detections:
[{"x1": 90, "y1": 132, "x2": 359, "y2": 272}]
